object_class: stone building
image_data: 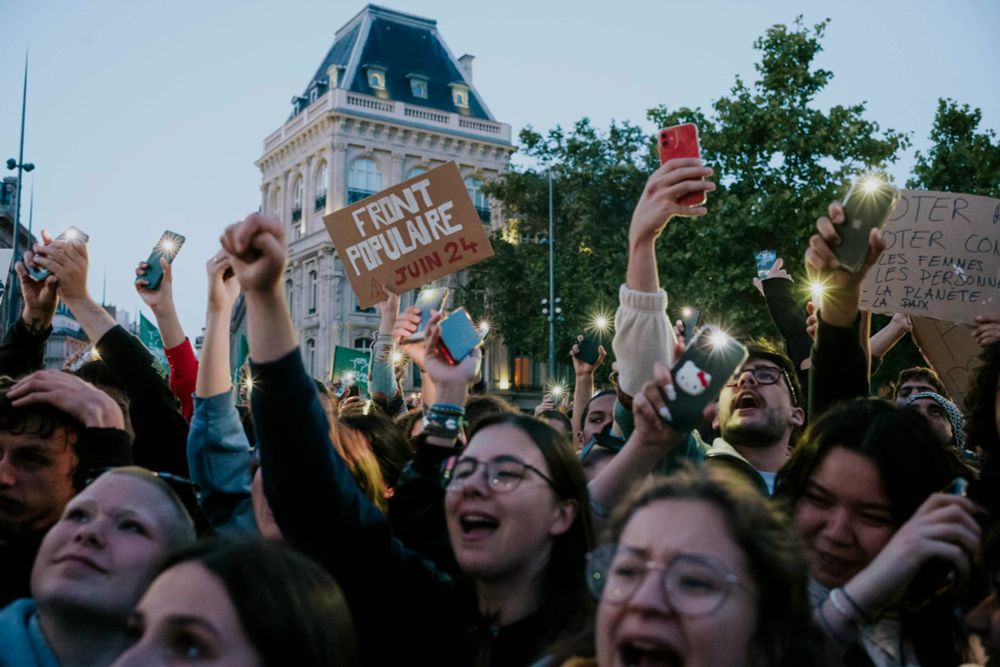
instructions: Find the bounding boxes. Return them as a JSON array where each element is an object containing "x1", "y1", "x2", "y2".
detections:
[{"x1": 249, "y1": 4, "x2": 514, "y2": 384}]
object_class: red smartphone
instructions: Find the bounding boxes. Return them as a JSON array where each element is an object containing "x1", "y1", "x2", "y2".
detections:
[{"x1": 658, "y1": 123, "x2": 704, "y2": 207}]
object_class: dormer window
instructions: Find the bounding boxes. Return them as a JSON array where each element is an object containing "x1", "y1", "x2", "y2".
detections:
[
  {"x1": 449, "y1": 83, "x2": 470, "y2": 109},
  {"x1": 365, "y1": 65, "x2": 387, "y2": 91},
  {"x1": 327, "y1": 64, "x2": 344, "y2": 89},
  {"x1": 407, "y1": 73, "x2": 429, "y2": 99}
]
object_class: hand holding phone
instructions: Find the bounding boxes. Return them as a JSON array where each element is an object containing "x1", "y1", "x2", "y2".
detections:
[
  {"x1": 680, "y1": 307, "x2": 701, "y2": 346},
  {"x1": 754, "y1": 250, "x2": 777, "y2": 280},
  {"x1": 402, "y1": 287, "x2": 449, "y2": 344},
  {"x1": 138, "y1": 231, "x2": 186, "y2": 291},
  {"x1": 438, "y1": 307, "x2": 484, "y2": 365},
  {"x1": 658, "y1": 123, "x2": 705, "y2": 207},
  {"x1": 657, "y1": 326, "x2": 748, "y2": 433},
  {"x1": 833, "y1": 176, "x2": 899, "y2": 274},
  {"x1": 27, "y1": 227, "x2": 90, "y2": 282},
  {"x1": 576, "y1": 332, "x2": 603, "y2": 366}
]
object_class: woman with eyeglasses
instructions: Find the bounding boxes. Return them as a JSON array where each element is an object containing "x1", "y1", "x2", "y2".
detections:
[
  {"x1": 548, "y1": 467, "x2": 826, "y2": 667},
  {"x1": 221, "y1": 214, "x2": 592, "y2": 667}
]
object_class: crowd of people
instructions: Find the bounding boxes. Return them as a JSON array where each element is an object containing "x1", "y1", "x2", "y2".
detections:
[{"x1": 0, "y1": 155, "x2": 998, "y2": 666}]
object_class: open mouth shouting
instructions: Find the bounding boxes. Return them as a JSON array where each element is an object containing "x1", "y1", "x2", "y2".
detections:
[
  {"x1": 458, "y1": 511, "x2": 500, "y2": 542},
  {"x1": 617, "y1": 636, "x2": 683, "y2": 667}
]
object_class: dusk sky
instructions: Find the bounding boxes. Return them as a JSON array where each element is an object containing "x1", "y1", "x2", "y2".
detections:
[{"x1": 2, "y1": 0, "x2": 997, "y2": 339}]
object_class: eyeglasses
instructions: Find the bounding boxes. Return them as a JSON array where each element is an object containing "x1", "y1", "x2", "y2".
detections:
[
  {"x1": 724, "y1": 365, "x2": 797, "y2": 404},
  {"x1": 586, "y1": 544, "x2": 750, "y2": 617},
  {"x1": 441, "y1": 455, "x2": 556, "y2": 493}
]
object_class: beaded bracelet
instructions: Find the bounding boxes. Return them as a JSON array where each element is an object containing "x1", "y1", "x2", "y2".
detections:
[{"x1": 430, "y1": 403, "x2": 465, "y2": 417}]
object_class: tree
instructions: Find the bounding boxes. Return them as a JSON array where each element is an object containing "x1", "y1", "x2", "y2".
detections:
[
  {"x1": 870, "y1": 98, "x2": 1000, "y2": 392},
  {"x1": 908, "y1": 98, "x2": 1000, "y2": 197},
  {"x1": 466, "y1": 17, "x2": 910, "y2": 372}
]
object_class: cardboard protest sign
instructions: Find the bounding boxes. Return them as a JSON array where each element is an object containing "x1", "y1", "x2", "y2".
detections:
[
  {"x1": 859, "y1": 190, "x2": 1000, "y2": 325},
  {"x1": 910, "y1": 316, "x2": 984, "y2": 411},
  {"x1": 324, "y1": 162, "x2": 494, "y2": 308}
]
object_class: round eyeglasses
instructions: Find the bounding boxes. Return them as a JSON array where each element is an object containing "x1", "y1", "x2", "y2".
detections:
[
  {"x1": 724, "y1": 364, "x2": 797, "y2": 404},
  {"x1": 441, "y1": 455, "x2": 556, "y2": 493},
  {"x1": 586, "y1": 543, "x2": 750, "y2": 617}
]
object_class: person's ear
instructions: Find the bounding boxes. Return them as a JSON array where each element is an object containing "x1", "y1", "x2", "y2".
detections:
[
  {"x1": 789, "y1": 406, "x2": 805, "y2": 428},
  {"x1": 549, "y1": 499, "x2": 578, "y2": 537}
]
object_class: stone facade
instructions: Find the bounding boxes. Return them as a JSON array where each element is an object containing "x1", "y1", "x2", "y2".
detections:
[{"x1": 251, "y1": 6, "x2": 513, "y2": 383}]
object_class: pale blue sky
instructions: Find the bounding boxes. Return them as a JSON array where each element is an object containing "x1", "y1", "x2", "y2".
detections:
[{"x1": 1, "y1": 0, "x2": 997, "y2": 338}]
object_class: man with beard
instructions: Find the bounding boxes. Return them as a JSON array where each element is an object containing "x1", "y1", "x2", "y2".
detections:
[{"x1": 705, "y1": 340, "x2": 804, "y2": 495}]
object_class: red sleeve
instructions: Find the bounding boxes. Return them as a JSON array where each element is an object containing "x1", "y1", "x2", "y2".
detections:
[{"x1": 165, "y1": 338, "x2": 199, "y2": 423}]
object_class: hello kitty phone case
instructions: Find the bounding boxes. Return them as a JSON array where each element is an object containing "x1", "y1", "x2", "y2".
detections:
[{"x1": 661, "y1": 326, "x2": 748, "y2": 433}]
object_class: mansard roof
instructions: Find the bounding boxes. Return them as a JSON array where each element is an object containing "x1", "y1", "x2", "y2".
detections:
[{"x1": 295, "y1": 4, "x2": 495, "y2": 121}]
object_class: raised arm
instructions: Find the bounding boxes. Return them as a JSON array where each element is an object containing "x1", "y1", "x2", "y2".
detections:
[
  {"x1": 35, "y1": 233, "x2": 189, "y2": 475},
  {"x1": 221, "y1": 213, "x2": 448, "y2": 663},
  {"x1": 588, "y1": 361, "x2": 686, "y2": 528},
  {"x1": 186, "y1": 251, "x2": 254, "y2": 534},
  {"x1": 135, "y1": 256, "x2": 197, "y2": 420},
  {"x1": 0, "y1": 242, "x2": 61, "y2": 376},
  {"x1": 613, "y1": 159, "x2": 714, "y2": 398},
  {"x1": 569, "y1": 334, "x2": 606, "y2": 443},
  {"x1": 869, "y1": 313, "x2": 911, "y2": 361},
  {"x1": 805, "y1": 201, "x2": 886, "y2": 417}
]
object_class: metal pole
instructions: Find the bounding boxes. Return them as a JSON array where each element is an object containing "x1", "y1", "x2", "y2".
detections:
[
  {"x1": 547, "y1": 167, "x2": 555, "y2": 380},
  {"x1": 6, "y1": 53, "x2": 29, "y2": 331}
]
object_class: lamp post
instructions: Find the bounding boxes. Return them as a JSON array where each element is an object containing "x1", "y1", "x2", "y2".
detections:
[
  {"x1": 546, "y1": 167, "x2": 555, "y2": 380},
  {"x1": 5, "y1": 53, "x2": 34, "y2": 333}
]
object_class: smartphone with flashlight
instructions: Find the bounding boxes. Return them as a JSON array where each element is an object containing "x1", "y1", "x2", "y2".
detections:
[
  {"x1": 660, "y1": 326, "x2": 748, "y2": 433},
  {"x1": 402, "y1": 287, "x2": 449, "y2": 344},
  {"x1": 658, "y1": 123, "x2": 704, "y2": 207},
  {"x1": 140, "y1": 231, "x2": 186, "y2": 291},
  {"x1": 577, "y1": 332, "x2": 602, "y2": 366},
  {"x1": 438, "y1": 307, "x2": 483, "y2": 364},
  {"x1": 754, "y1": 250, "x2": 777, "y2": 280},
  {"x1": 834, "y1": 176, "x2": 899, "y2": 274},
  {"x1": 680, "y1": 307, "x2": 701, "y2": 346},
  {"x1": 27, "y1": 227, "x2": 90, "y2": 281}
]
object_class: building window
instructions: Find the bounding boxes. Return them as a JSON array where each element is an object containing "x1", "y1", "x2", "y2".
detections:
[
  {"x1": 353, "y1": 337, "x2": 373, "y2": 350},
  {"x1": 410, "y1": 78, "x2": 428, "y2": 99},
  {"x1": 314, "y1": 162, "x2": 328, "y2": 211},
  {"x1": 347, "y1": 157, "x2": 382, "y2": 204},
  {"x1": 306, "y1": 338, "x2": 316, "y2": 375},
  {"x1": 367, "y1": 69, "x2": 385, "y2": 91},
  {"x1": 406, "y1": 166, "x2": 428, "y2": 180},
  {"x1": 354, "y1": 297, "x2": 376, "y2": 314},
  {"x1": 464, "y1": 176, "x2": 489, "y2": 223},
  {"x1": 450, "y1": 84, "x2": 470, "y2": 109},
  {"x1": 291, "y1": 176, "x2": 304, "y2": 223},
  {"x1": 309, "y1": 88, "x2": 317, "y2": 104},
  {"x1": 308, "y1": 270, "x2": 318, "y2": 314},
  {"x1": 512, "y1": 351, "x2": 533, "y2": 388},
  {"x1": 270, "y1": 187, "x2": 281, "y2": 219},
  {"x1": 285, "y1": 279, "x2": 294, "y2": 317}
]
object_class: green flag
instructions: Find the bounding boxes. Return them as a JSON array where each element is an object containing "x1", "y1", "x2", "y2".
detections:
[
  {"x1": 139, "y1": 313, "x2": 169, "y2": 379},
  {"x1": 232, "y1": 334, "x2": 249, "y2": 387},
  {"x1": 332, "y1": 345, "x2": 369, "y2": 397}
]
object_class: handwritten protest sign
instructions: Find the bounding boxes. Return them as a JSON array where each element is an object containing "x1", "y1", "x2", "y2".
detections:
[
  {"x1": 859, "y1": 190, "x2": 1000, "y2": 325},
  {"x1": 910, "y1": 316, "x2": 983, "y2": 411},
  {"x1": 324, "y1": 162, "x2": 494, "y2": 308}
]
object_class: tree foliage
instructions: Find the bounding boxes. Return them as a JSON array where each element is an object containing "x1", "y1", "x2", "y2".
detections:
[
  {"x1": 908, "y1": 98, "x2": 1000, "y2": 198},
  {"x1": 466, "y1": 18, "x2": 911, "y2": 369}
]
